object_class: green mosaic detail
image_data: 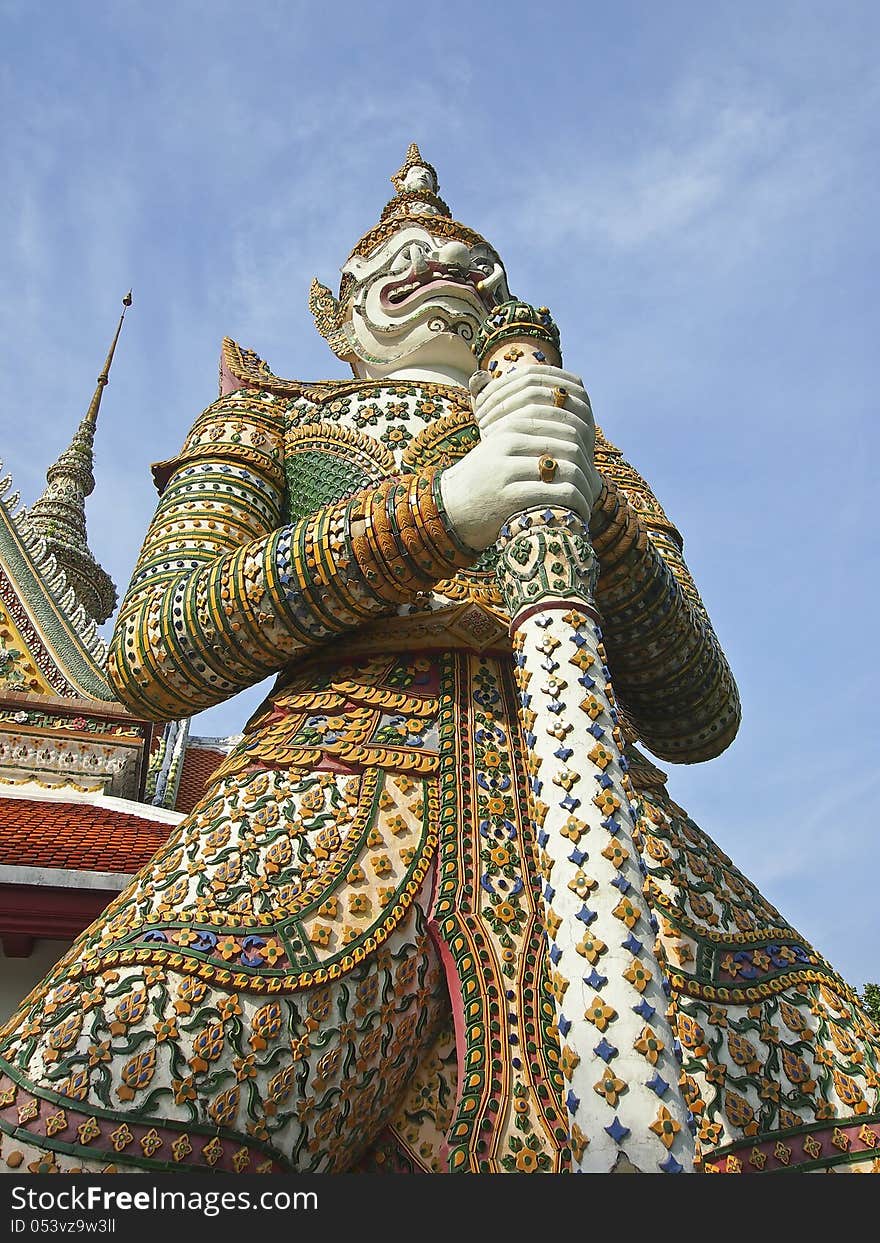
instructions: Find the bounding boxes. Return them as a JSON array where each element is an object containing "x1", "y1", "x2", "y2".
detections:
[
  {"x1": 471, "y1": 544, "x2": 500, "y2": 573},
  {"x1": 284, "y1": 451, "x2": 373, "y2": 522}
]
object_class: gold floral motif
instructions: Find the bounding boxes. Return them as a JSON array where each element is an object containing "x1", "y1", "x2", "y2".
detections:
[
  {"x1": 232, "y1": 1147, "x2": 251, "y2": 1173},
  {"x1": 44, "y1": 1109, "x2": 67, "y2": 1137},
  {"x1": 594, "y1": 1072, "x2": 627, "y2": 1106},
  {"x1": 77, "y1": 1117, "x2": 100, "y2": 1145},
  {"x1": 109, "y1": 1124, "x2": 134, "y2": 1152},
  {"x1": 623, "y1": 959, "x2": 652, "y2": 994},
  {"x1": 649, "y1": 1106, "x2": 681, "y2": 1150},
  {"x1": 570, "y1": 1124, "x2": 589, "y2": 1163},
  {"x1": 634, "y1": 1026, "x2": 665, "y2": 1065},
  {"x1": 17, "y1": 1099, "x2": 38, "y2": 1124},
  {"x1": 584, "y1": 997, "x2": 616, "y2": 1032},
  {"x1": 576, "y1": 932, "x2": 607, "y2": 963}
]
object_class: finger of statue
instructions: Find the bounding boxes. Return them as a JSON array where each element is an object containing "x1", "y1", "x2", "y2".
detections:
[
  {"x1": 493, "y1": 444, "x2": 596, "y2": 492},
  {"x1": 535, "y1": 460, "x2": 597, "y2": 501},
  {"x1": 494, "y1": 431, "x2": 591, "y2": 467},
  {"x1": 504, "y1": 469, "x2": 595, "y2": 519},
  {"x1": 476, "y1": 370, "x2": 590, "y2": 405},
  {"x1": 477, "y1": 384, "x2": 590, "y2": 424},
  {"x1": 501, "y1": 451, "x2": 597, "y2": 499},
  {"x1": 479, "y1": 395, "x2": 595, "y2": 437},
  {"x1": 478, "y1": 362, "x2": 587, "y2": 392},
  {"x1": 476, "y1": 375, "x2": 590, "y2": 417},
  {"x1": 489, "y1": 414, "x2": 590, "y2": 443},
  {"x1": 479, "y1": 383, "x2": 591, "y2": 412}
]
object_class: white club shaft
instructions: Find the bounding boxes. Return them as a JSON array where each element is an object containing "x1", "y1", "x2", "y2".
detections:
[{"x1": 496, "y1": 505, "x2": 694, "y2": 1173}]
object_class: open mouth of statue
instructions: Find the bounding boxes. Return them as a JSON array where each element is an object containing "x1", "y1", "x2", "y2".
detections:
[{"x1": 380, "y1": 262, "x2": 493, "y2": 312}]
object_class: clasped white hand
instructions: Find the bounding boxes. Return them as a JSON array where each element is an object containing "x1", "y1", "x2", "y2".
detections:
[{"x1": 439, "y1": 364, "x2": 603, "y2": 551}]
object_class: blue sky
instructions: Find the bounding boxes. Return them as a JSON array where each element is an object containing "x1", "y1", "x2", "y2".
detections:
[{"x1": 2, "y1": 1, "x2": 878, "y2": 987}]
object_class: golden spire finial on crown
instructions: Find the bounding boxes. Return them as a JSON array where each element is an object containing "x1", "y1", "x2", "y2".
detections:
[
  {"x1": 382, "y1": 143, "x2": 451, "y2": 222},
  {"x1": 390, "y1": 143, "x2": 438, "y2": 194},
  {"x1": 313, "y1": 146, "x2": 494, "y2": 345}
]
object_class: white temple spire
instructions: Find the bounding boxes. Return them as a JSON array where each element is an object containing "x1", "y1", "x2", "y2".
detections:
[{"x1": 24, "y1": 292, "x2": 132, "y2": 625}]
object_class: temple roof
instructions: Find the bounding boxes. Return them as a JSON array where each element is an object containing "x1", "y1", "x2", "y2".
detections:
[
  {"x1": 0, "y1": 793, "x2": 175, "y2": 873},
  {"x1": 173, "y1": 741, "x2": 228, "y2": 815},
  {"x1": 0, "y1": 465, "x2": 113, "y2": 700}
]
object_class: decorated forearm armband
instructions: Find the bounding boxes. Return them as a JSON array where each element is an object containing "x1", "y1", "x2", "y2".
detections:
[
  {"x1": 297, "y1": 466, "x2": 476, "y2": 618},
  {"x1": 110, "y1": 435, "x2": 475, "y2": 719},
  {"x1": 587, "y1": 478, "x2": 739, "y2": 761}
]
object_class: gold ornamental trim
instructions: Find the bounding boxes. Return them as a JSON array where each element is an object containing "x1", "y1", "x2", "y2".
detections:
[
  {"x1": 64, "y1": 781, "x2": 441, "y2": 995},
  {"x1": 285, "y1": 422, "x2": 396, "y2": 477}
]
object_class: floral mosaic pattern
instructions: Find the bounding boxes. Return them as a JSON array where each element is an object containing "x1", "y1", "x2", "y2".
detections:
[
  {"x1": 638, "y1": 788, "x2": 880, "y2": 1171},
  {"x1": 2, "y1": 377, "x2": 875, "y2": 1174},
  {"x1": 0, "y1": 723, "x2": 446, "y2": 1171}
]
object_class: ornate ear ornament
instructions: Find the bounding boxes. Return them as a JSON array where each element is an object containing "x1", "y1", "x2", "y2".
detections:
[{"x1": 308, "y1": 278, "x2": 355, "y2": 359}]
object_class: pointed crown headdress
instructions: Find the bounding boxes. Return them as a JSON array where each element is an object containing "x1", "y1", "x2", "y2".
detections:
[{"x1": 309, "y1": 144, "x2": 492, "y2": 356}]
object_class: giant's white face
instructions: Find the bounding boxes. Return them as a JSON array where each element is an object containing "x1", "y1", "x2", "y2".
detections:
[{"x1": 340, "y1": 225, "x2": 510, "y2": 372}]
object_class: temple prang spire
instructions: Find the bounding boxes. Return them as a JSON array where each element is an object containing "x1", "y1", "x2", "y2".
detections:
[
  {"x1": 24, "y1": 291, "x2": 132, "y2": 626},
  {"x1": 84, "y1": 289, "x2": 132, "y2": 429}
]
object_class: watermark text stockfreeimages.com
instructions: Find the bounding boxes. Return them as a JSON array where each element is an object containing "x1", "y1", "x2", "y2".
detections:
[{"x1": 10, "y1": 1184, "x2": 317, "y2": 1220}]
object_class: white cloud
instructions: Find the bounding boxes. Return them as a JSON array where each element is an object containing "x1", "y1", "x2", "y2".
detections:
[{"x1": 504, "y1": 69, "x2": 877, "y2": 287}]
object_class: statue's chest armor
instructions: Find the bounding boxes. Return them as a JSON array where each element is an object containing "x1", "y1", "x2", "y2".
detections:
[
  {"x1": 281, "y1": 383, "x2": 503, "y2": 610},
  {"x1": 281, "y1": 384, "x2": 474, "y2": 518}
]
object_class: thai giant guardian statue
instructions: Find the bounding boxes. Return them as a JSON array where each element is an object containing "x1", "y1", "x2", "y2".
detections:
[{"x1": 1, "y1": 147, "x2": 877, "y2": 1176}]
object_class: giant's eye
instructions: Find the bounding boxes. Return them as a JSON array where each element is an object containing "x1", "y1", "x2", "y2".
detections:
[
  {"x1": 389, "y1": 241, "x2": 431, "y2": 273},
  {"x1": 388, "y1": 248, "x2": 412, "y2": 274}
]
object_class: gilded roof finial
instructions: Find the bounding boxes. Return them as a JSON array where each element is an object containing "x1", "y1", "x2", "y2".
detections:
[
  {"x1": 24, "y1": 292, "x2": 132, "y2": 624},
  {"x1": 84, "y1": 290, "x2": 132, "y2": 428}
]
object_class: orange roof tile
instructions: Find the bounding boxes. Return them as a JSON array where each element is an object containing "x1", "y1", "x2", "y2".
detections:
[
  {"x1": 0, "y1": 797, "x2": 172, "y2": 873},
  {"x1": 174, "y1": 747, "x2": 226, "y2": 815}
]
